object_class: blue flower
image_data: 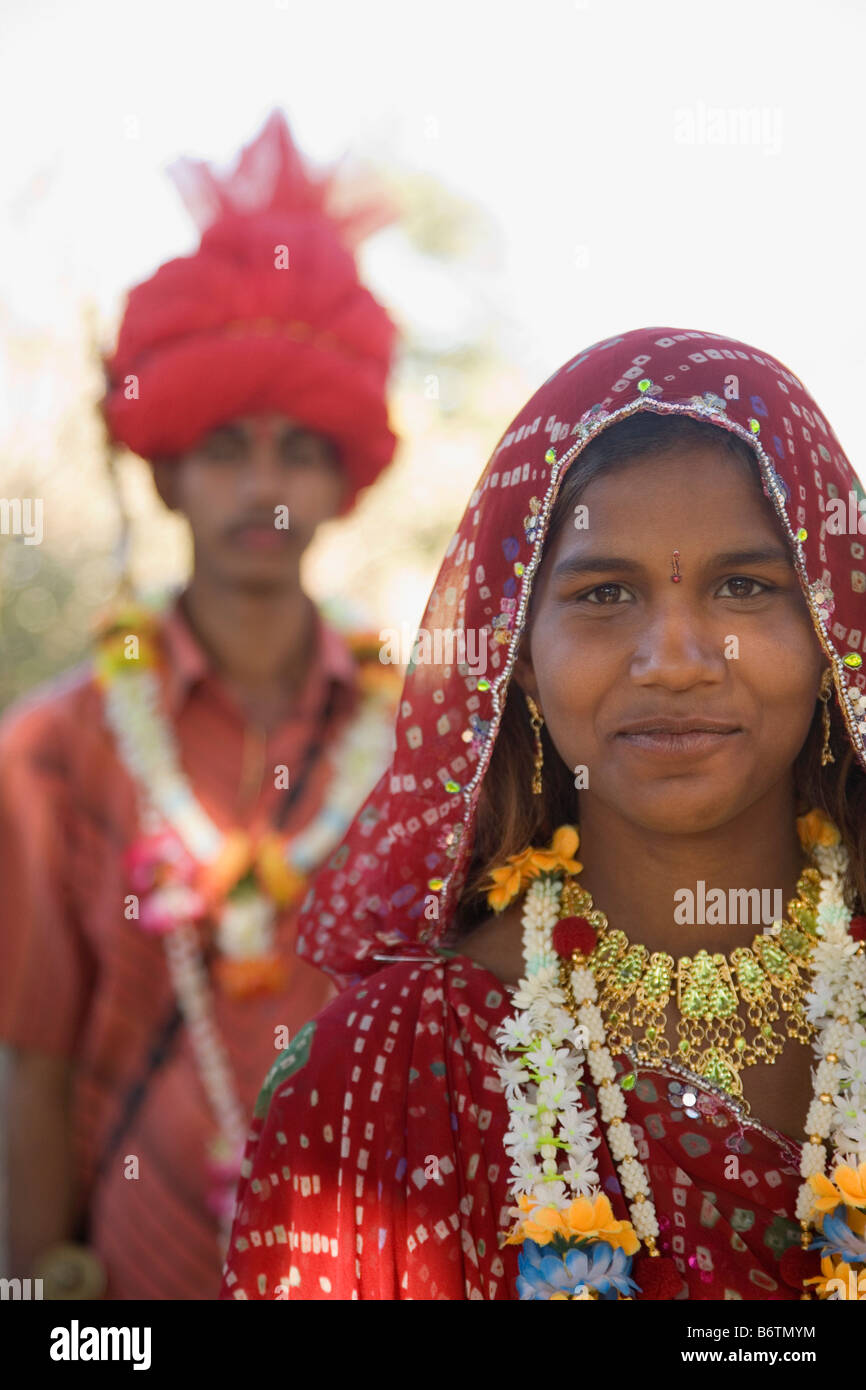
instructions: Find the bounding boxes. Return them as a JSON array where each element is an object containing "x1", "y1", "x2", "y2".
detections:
[
  {"x1": 810, "y1": 1205, "x2": 866, "y2": 1263},
  {"x1": 516, "y1": 1238, "x2": 639, "y2": 1301}
]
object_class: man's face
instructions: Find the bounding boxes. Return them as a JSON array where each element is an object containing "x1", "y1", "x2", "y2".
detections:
[{"x1": 152, "y1": 413, "x2": 346, "y2": 591}]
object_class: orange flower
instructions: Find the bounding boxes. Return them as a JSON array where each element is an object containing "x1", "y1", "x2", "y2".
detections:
[
  {"x1": 199, "y1": 830, "x2": 253, "y2": 903},
  {"x1": 93, "y1": 632, "x2": 161, "y2": 684},
  {"x1": 809, "y1": 1163, "x2": 866, "y2": 1215},
  {"x1": 521, "y1": 1205, "x2": 569, "y2": 1246},
  {"x1": 504, "y1": 1192, "x2": 640, "y2": 1256},
  {"x1": 796, "y1": 808, "x2": 840, "y2": 850},
  {"x1": 562, "y1": 1194, "x2": 640, "y2": 1255},
  {"x1": 92, "y1": 601, "x2": 164, "y2": 685},
  {"x1": 830, "y1": 1163, "x2": 866, "y2": 1209},
  {"x1": 486, "y1": 847, "x2": 540, "y2": 912},
  {"x1": 527, "y1": 825, "x2": 582, "y2": 877},
  {"x1": 803, "y1": 1255, "x2": 866, "y2": 1299},
  {"x1": 484, "y1": 826, "x2": 583, "y2": 911},
  {"x1": 213, "y1": 952, "x2": 290, "y2": 1000},
  {"x1": 809, "y1": 1172, "x2": 843, "y2": 1214},
  {"x1": 255, "y1": 835, "x2": 307, "y2": 907},
  {"x1": 504, "y1": 1194, "x2": 567, "y2": 1246}
]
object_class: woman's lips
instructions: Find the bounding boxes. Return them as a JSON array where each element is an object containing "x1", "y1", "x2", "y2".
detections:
[{"x1": 615, "y1": 729, "x2": 742, "y2": 756}]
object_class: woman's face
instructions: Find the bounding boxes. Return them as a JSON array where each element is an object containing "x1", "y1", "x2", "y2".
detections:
[{"x1": 514, "y1": 441, "x2": 827, "y2": 835}]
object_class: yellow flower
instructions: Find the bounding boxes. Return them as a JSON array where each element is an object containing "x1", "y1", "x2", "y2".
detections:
[
  {"x1": 484, "y1": 826, "x2": 583, "y2": 911},
  {"x1": 832, "y1": 1163, "x2": 866, "y2": 1209},
  {"x1": 199, "y1": 830, "x2": 253, "y2": 903},
  {"x1": 505, "y1": 1192, "x2": 640, "y2": 1256},
  {"x1": 796, "y1": 808, "x2": 840, "y2": 850},
  {"x1": 504, "y1": 1194, "x2": 567, "y2": 1246},
  {"x1": 522, "y1": 1205, "x2": 569, "y2": 1246},
  {"x1": 803, "y1": 1255, "x2": 866, "y2": 1299},
  {"x1": 91, "y1": 601, "x2": 163, "y2": 683},
  {"x1": 527, "y1": 825, "x2": 583, "y2": 877},
  {"x1": 486, "y1": 848, "x2": 540, "y2": 912},
  {"x1": 255, "y1": 835, "x2": 307, "y2": 908},
  {"x1": 562, "y1": 1194, "x2": 640, "y2": 1256},
  {"x1": 808, "y1": 1171, "x2": 843, "y2": 1214},
  {"x1": 93, "y1": 630, "x2": 160, "y2": 684},
  {"x1": 809, "y1": 1163, "x2": 866, "y2": 1216},
  {"x1": 830, "y1": 1163, "x2": 866, "y2": 1209}
]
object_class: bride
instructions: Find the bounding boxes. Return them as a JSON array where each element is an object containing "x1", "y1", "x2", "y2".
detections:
[{"x1": 220, "y1": 325, "x2": 866, "y2": 1301}]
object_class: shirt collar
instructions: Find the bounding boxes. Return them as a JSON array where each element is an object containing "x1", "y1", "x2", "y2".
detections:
[{"x1": 158, "y1": 591, "x2": 357, "y2": 719}]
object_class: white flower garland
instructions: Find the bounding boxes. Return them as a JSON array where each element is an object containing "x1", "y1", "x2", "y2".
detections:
[
  {"x1": 163, "y1": 923, "x2": 248, "y2": 1156},
  {"x1": 796, "y1": 837, "x2": 866, "y2": 1219},
  {"x1": 103, "y1": 665, "x2": 395, "y2": 874},
  {"x1": 104, "y1": 659, "x2": 394, "y2": 965},
  {"x1": 497, "y1": 876, "x2": 658, "y2": 1237},
  {"x1": 496, "y1": 841, "x2": 865, "y2": 1293},
  {"x1": 101, "y1": 653, "x2": 396, "y2": 1218}
]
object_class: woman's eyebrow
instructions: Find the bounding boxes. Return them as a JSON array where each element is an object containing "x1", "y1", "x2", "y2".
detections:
[{"x1": 551, "y1": 546, "x2": 794, "y2": 582}]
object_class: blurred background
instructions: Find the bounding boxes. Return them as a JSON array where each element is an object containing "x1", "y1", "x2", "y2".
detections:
[
  {"x1": 2, "y1": 0, "x2": 866, "y2": 1290},
  {"x1": 2, "y1": 0, "x2": 865, "y2": 710}
]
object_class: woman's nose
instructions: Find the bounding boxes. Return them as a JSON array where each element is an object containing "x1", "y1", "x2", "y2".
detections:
[{"x1": 632, "y1": 599, "x2": 727, "y2": 683}]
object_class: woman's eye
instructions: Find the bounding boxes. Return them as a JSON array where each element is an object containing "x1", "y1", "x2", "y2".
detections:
[
  {"x1": 574, "y1": 577, "x2": 773, "y2": 605},
  {"x1": 578, "y1": 583, "x2": 630, "y2": 605},
  {"x1": 718, "y1": 576, "x2": 771, "y2": 599}
]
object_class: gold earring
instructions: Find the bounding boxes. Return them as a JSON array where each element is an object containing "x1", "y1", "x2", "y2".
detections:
[
  {"x1": 526, "y1": 694, "x2": 544, "y2": 795},
  {"x1": 818, "y1": 667, "x2": 835, "y2": 767}
]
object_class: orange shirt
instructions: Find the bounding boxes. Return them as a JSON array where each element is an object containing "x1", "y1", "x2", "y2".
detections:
[{"x1": 0, "y1": 594, "x2": 380, "y2": 1299}]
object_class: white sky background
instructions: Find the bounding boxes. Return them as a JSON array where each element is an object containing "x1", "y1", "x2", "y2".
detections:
[{"x1": 0, "y1": 0, "x2": 864, "y2": 622}]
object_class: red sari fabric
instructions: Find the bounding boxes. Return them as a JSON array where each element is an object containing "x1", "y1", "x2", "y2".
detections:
[
  {"x1": 220, "y1": 325, "x2": 866, "y2": 1301},
  {"x1": 222, "y1": 956, "x2": 806, "y2": 1300}
]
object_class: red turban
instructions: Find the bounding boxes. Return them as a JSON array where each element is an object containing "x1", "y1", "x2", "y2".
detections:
[{"x1": 101, "y1": 110, "x2": 400, "y2": 512}]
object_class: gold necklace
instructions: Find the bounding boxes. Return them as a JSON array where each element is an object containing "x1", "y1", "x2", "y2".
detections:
[{"x1": 558, "y1": 866, "x2": 823, "y2": 1107}]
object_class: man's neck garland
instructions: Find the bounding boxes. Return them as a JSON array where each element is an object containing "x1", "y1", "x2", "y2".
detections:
[{"x1": 94, "y1": 599, "x2": 398, "y2": 1239}]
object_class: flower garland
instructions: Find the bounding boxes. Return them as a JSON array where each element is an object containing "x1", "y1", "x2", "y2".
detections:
[
  {"x1": 94, "y1": 599, "x2": 398, "y2": 1235},
  {"x1": 97, "y1": 603, "x2": 396, "y2": 988},
  {"x1": 491, "y1": 816, "x2": 866, "y2": 1300},
  {"x1": 162, "y1": 921, "x2": 249, "y2": 1239},
  {"x1": 795, "y1": 816, "x2": 866, "y2": 1298}
]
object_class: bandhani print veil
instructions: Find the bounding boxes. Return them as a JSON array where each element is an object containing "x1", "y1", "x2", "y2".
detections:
[{"x1": 221, "y1": 326, "x2": 866, "y2": 1301}]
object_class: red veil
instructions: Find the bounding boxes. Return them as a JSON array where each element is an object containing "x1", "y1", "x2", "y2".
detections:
[{"x1": 220, "y1": 326, "x2": 866, "y2": 1300}]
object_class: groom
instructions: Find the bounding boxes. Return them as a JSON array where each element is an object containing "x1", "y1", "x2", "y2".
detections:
[{"x1": 0, "y1": 110, "x2": 400, "y2": 1300}]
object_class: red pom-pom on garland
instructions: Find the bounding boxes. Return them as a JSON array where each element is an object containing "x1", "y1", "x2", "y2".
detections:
[
  {"x1": 849, "y1": 915, "x2": 866, "y2": 942},
  {"x1": 778, "y1": 1245, "x2": 819, "y2": 1291},
  {"x1": 552, "y1": 916, "x2": 597, "y2": 960},
  {"x1": 632, "y1": 1255, "x2": 682, "y2": 1300}
]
